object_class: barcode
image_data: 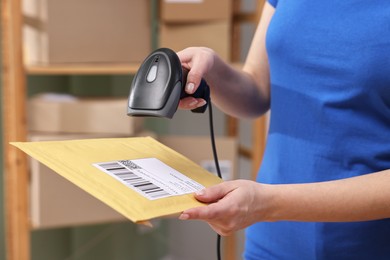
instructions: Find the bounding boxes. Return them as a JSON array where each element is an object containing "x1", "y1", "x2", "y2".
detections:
[
  {"x1": 96, "y1": 161, "x2": 171, "y2": 200},
  {"x1": 119, "y1": 160, "x2": 141, "y2": 170}
]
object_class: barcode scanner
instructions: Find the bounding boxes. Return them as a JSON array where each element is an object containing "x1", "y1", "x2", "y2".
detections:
[
  {"x1": 127, "y1": 47, "x2": 210, "y2": 118},
  {"x1": 127, "y1": 47, "x2": 222, "y2": 260}
]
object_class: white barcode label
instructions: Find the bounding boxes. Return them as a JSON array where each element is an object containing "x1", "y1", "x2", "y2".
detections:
[{"x1": 93, "y1": 158, "x2": 204, "y2": 200}]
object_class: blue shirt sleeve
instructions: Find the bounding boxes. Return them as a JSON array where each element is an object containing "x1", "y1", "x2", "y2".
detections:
[{"x1": 268, "y1": 0, "x2": 278, "y2": 8}]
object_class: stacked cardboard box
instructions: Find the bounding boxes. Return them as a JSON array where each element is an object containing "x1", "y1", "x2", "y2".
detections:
[
  {"x1": 28, "y1": 93, "x2": 143, "y2": 135},
  {"x1": 23, "y1": 0, "x2": 151, "y2": 64},
  {"x1": 159, "y1": 0, "x2": 232, "y2": 61}
]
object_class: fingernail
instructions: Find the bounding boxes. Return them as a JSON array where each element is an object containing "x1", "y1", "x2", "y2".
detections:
[
  {"x1": 186, "y1": 83, "x2": 195, "y2": 94},
  {"x1": 179, "y1": 213, "x2": 190, "y2": 220},
  {"x1": 195, "y1": 189, "x2": 205, "y2": 196},
  {"x1": 197, "y1": 100, "x2": 207, "y2": 107},
  {"x1": 189, "y1": 100, "x2": 198, "y2": 107}
]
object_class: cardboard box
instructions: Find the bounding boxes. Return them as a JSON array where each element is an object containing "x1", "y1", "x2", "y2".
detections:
[
  {"x1": 159, "y1": 21, "x2": 231, "y2": 61},
  {"x1": 28, "y1": 94, "x2": 143, "y2": 135},
  {"x1": 160, "y1": 0, "x2": 232, "y2": 23},
  {"x1": 159, "y1": 135, "x2": 238, "y2": 181},
  {"x1": 23, "y1": 0, "x2": 151, "y2": 64}
]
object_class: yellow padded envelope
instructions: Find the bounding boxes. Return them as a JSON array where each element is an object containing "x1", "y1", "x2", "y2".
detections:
[{"x1": 11, "y1": 137, "x2": 222, "y2": 224}]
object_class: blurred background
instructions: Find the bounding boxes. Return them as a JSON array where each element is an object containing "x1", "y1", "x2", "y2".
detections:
[{"x1": 0, "y1": 0, "x2": 268, "y2": 259}]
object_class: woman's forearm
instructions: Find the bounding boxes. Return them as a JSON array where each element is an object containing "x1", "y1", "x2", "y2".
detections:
[
  {"x1": 205, "y1": 3, "x2": 275, "y2": 118},
  {"x1": 267, "y1": 169, "x2": 390, "y2": 222},
  {"x1": 177, "y1": 3, "x2": 275, "y2": 118},
  {"x1": 204, "y1": 55, "x2": 269, "y2": 118}
]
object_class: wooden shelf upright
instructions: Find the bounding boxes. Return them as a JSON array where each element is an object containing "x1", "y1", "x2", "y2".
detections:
[{"x1": 2, "y1": 0, "x2": 30, "y2": 259}]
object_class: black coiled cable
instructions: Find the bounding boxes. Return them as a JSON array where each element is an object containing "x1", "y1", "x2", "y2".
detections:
[{"x1": 208, "y1": 99, "x2": 222, "y2": 260}]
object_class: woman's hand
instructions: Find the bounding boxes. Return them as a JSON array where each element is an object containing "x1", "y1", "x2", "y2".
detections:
[
  {"x1": 179, "y1": 170, "x2": 390, "y2": 235},
  {"x1": 179, "y1": 180, "x2": 276, "y2": 236},
  {"x1": 177, "y1": 47, "x2": 216, "y2": 110}
]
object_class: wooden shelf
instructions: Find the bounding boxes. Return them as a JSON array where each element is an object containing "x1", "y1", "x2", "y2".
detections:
[
  {"x1": 26, "y1": 62, "x2": 243, "y2": 75},
  {"x1": 26, "y1": 63, "x2": 141, "y2": 75}
]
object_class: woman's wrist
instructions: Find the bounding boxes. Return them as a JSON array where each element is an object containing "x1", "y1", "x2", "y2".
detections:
[{"x1": 252, "y1": 183, "x2": 284, "y2": 222}]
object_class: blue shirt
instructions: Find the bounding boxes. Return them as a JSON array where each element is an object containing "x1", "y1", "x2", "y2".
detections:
[{"x1": 245, "y1": 0, "x2": 390, "y2": 259}]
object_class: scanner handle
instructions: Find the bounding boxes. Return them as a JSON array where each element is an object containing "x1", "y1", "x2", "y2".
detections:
[{"x1": 180, "y1": 69, "x2": 210, "y2": 113}]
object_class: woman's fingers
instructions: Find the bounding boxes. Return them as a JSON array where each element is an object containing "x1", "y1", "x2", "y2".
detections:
[
  {"x1": 178, "y1": 98, "x2": 207, "y2": 110},
  {"x1": 178, "y1": 180, "x2": 267, "y2": 236},
  {"x1": 177, "y1": 47, "x2": 215, "y2": 95},
  {"x1": 180, "y1": 182, "x2": 239, "y2": 219},
  {"x1": 194, "y1": 181, "x2": 238, "y2": 203},
  {"x1": 179, "y1": 192, "x2": 240, "y2": 236}
]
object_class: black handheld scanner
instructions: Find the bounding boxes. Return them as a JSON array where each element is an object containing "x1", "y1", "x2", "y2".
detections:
[{"x1": 127, "y1": 48, "x2": 210, "y2": 119}]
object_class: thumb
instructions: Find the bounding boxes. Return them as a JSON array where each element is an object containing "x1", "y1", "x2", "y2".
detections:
[
  {"x1": 182, "y1": 54, "x2": 210, "y2": 95},
  {"x1": 184, "y1": 70, "x2": 204, "y2": 95},
  {"x1": 195, "y1": 182, "x2": 237, "y2": 203}
]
